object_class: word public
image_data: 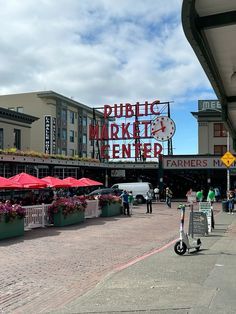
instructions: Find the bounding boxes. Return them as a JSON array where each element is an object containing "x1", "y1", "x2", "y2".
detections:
[{"x1": 89, "y1": 100, "x2": 162, "y2": 159}]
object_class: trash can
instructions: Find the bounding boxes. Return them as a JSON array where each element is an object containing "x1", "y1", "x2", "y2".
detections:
[{"x1": 222, "y1": 200, "x2": 229, "y2": 212}]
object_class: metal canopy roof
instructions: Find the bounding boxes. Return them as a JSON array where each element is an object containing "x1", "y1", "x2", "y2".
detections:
[{"x1": 182, "y1": 0, "x2": 236, "y2": 149}]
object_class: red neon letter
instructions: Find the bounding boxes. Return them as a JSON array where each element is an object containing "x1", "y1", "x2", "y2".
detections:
[
  {"x1": 112, "y1": 144, "x2": 120, "y2": 158},
  {"x1": 101, "y1": 125, "x2": 109, "y2": 139},
  {"x1": 150, "y1": 100, "x2": 160, "y2": 115},
  {"x1": 121, "y1": 123, "x2": 131, "y2": 139},
  {"x1": 114, "y1": 104, "x2": 123, "y2": 118},
  {"x1": 89, "y1": 124, "x2": 100, "y2": 140},
  {"x1": 154, "y1": 143, "x2": 163, "y2": 157},
  {"x1": 125, "y1": 103, "x2": 134, "y2": 117},
  {"x1": 104, "y1": 105, "x2": 112, "y2": 119},
  {"x1": 110, "y1": 123, "x2": 119, "y2": 139},
  {"x1": 143, "y1": 143, "x2": 151, "y2": 158},
  {"x1": 122, "y1": 144, "x2": 131, "y2": 158},
  {"x1": 141, "y1": 121, "x2": 151, "y2": 137},
  {"x1": 135, "y1": 102, "x2": 144, "y2": 117}
]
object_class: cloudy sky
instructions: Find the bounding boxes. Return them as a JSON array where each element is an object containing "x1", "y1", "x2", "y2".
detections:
[{"x1": 0, "y1": 0, "x2": 216, "y2": 154}]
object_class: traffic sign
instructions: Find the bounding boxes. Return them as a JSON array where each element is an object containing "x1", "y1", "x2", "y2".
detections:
[{"x1": 221, "y1": 151, "x2": 236, "y2": 167}]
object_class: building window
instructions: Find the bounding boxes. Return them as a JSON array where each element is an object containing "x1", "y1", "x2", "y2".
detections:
[
  {"x1": 214, "y1": 123, "x2": 227, "y2": 137},
  {"x1": 61, "y1": 108, "x2": 67, "y2": 121},
  {"x1": 214, "y1": 145, "x2": 227, "y2": 155},
  {"x1": 0, "y1": 129, "x2": 3, "y2": 149},
  {"x1": 14, "y1": 129, "x2": 21, "y2": 149},
  {"x1": 69, "y1": 149, "x2": 74, "y2": 156},
  {"x1": 62, "y1": 129, "x2": 67, "y2": 141},
  {"x1": 69, "y1": 111, "x2": 75, "y2": 124},
  {"x1": 69, "y1": 130, "x2": 74, "y2": 142},
  {"x1": 82, "y1": 116, "x2": 87, "y2": 127},
  {"x1": 17, "y1": 106, "x2": 24, "y2": 113},
  {"x1": 61, "y1": 148, "x2": 67, "y2": 156},
  {"x1": 83, "y1": 134, "x2": 87, "y2": 144}
]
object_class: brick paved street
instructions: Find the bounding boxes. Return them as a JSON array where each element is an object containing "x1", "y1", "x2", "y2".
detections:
[{"x1": 0, "y1": 202, "x2": 194, "y2": 313}]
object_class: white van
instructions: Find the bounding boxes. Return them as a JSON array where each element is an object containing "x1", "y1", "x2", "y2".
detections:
[{"x1": 111, "y1": 182, "x2": 153, "y2": 204}]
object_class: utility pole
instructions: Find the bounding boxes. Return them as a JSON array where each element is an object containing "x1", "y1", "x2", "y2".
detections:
[
  {"x1": 227, "y1": 131, "x2": 230, "y2": 191},
  {"x1": 167, "y1": 102, "x2": 173, "y2": 155}
]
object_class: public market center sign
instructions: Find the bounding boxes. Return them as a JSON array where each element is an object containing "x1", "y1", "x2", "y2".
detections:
[{"x1": 89, "y1": 100, "x2": 175, "y2": 160}]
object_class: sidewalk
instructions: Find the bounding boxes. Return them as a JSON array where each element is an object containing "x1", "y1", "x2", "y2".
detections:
[{"x1": 54, "y1": 207, "x2": 236, "y2": 314}]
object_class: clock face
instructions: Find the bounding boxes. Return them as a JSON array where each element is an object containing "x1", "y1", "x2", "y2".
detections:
[{"x1": 151, "y1": 116, "x2": 176, "y2": 141}]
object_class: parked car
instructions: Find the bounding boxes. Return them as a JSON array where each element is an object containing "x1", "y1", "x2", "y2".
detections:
[{"x1": 88, "y1": 188, "x2": 123, "y2": 197}]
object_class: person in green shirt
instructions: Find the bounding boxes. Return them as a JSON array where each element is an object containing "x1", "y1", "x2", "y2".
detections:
[
  {"x1": 207, "y1": 187, "x2": 215, "y2": 204},
  {"x1": 196, "y1": 189, "x2": 204, "y2": 202}
]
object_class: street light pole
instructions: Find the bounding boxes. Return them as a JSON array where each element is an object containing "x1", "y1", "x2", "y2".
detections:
[{"x1": 227, "y1": 131, "x2": 230, "y2": 192}]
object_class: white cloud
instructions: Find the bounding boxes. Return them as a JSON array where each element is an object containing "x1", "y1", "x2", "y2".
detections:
[
  {"x1": 0, "y1": 0, "x2": 219, "y2": 155},
  {"x1": 0, "y1": 0, "x2": 213, "y2": 109}
]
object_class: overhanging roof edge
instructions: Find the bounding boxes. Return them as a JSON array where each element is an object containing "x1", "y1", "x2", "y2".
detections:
[{"x1": 181, "y1": 0, "x2": 236, "y2": 138}]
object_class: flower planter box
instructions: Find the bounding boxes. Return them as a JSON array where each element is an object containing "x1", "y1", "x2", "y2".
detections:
[
  {"x1": 100, "y1": 202, "x2": 122, "y2": 217},
  {"x1": 53, "y1": 211, "x2": 85, "y2": 227},
  {"x1": 0, "y1": 217, "x2": 24, "y2": 240}
]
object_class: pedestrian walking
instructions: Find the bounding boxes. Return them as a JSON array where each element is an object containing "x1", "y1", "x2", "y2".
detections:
[
  {"x1": 196, "y1": 189, "x2": 204, "y2": 202},
  {"x1": 165, "y1": 187, "x2": 173, "y2": 208},
  {"x1": 186, "y1": 188, "x2": 193, "y2": 203},
  {"x1": 154, "y1": 186, "x2": 160, "y2": 202},
  {"x1": 128, "y1": 191, "x2": 134, "y2": 215},
  {"x1": 207, "y1": 187, "x2": 215, "y2": 205},
  {"x1": 145, "y1": 190, "x2": 153, "y2": 213},
  {"x1": 214, "y1": 187, "x2": 221, "y2": 202},
  {"x1": 120, "y1": 190, "x2": 130, "y2": 216},
  {"x1": 227, "y1": 190, "x2": 234, "y2": 214}
]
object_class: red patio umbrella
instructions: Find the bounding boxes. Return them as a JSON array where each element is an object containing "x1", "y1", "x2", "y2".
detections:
[
  {"x1": 62, "y1": 177, "x2": 87, "y2": 187},
  {"x1": 41, "y1": 176, "x2": 72, "y2": 188},
  {"x1": 9, "y1": 172, "x2": 47, "y2": 189},
  {"x1": 0, "y1": 176, "x2": 23, "y2": 189},
  {"x1": 77, "y1": 177, "x2": 103, "y2": 186}
]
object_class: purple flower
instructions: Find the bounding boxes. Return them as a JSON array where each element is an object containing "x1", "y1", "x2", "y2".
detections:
[
  {"x1": 48, "y1": 196, "x2": 87, "y2": 217},
  {"x1": 0, "y1": 202, "x2": 26, "y2": 223}
]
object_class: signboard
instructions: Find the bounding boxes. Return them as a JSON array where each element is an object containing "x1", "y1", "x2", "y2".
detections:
[
  {"x1": 198, "y1": 100, "x2": 221, "y2": 111},
  {"x1": 188, "y1": 211, "x2": 208, "y2": 236},
  {"x1": 44, "y1": 116, "x2": 51, "y2": 154},
  {"x1": 111, "y1": 169, "x2": 126, "y2": 177},
  {"x1": 199, "y1": 202, "x2": 212, "y2": 233},
  {"x1": 51, "y1": 117, "x2": 57, "y2": 154},
  {"x1": 163, "y1": 156, "x2": 236, "y2": 169},
  {"x1": 221, "y1": 151, "x2": 236, "y2": 167},
  {"x1": 88, "y1": 100, "x2": 174, "y2": 160}
]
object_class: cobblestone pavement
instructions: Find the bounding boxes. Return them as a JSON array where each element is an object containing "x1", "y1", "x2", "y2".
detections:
[{"x1": 0, "y1": 202, "x2": 215, "y2": 314}]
